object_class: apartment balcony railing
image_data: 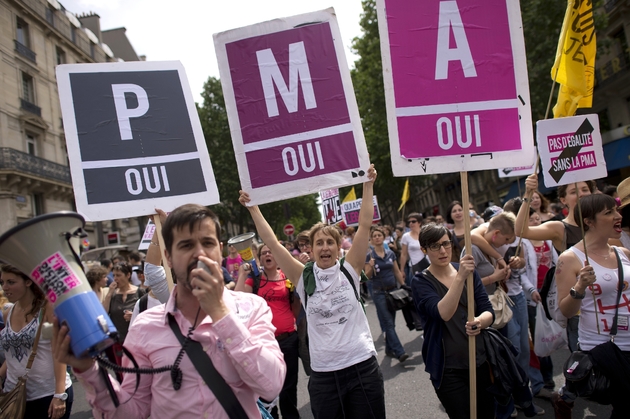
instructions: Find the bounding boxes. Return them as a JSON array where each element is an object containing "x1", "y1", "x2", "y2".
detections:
[
  {"x1": 0, "y1": 148, "x2": 71, "y2": 185},
  {"x1": 605, "y1": 0, "x2": 622, "y2": 12},
  {"x1": 14, "y1": 40, "x2": 36, "y2": 62},
  {"x1": 595, "y1": 52, "x2": 630, "y2": 88},
  {"x1": 20, "y1": 98, "x2": 41, "y2": 117}
]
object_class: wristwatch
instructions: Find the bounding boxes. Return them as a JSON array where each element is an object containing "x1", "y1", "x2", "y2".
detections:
[
  {"x1": 53, "y1": 392, "x2": 68, "y2": 401},
  {"x1": 570, "y1": 287, "x2": 586, "y2": 300}
]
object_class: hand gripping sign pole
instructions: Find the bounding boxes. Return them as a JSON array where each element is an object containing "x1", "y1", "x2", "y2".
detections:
[{"x1": 459, "y1": 173, "x2": 476, "y2": 417}]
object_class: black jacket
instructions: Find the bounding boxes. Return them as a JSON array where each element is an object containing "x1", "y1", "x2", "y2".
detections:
[{"x1": 481, "y1": 328, "x2": 537, "y2": 417}]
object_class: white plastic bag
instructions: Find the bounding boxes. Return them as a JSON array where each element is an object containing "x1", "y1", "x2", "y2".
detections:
[{"x1": 534, "y1": 303, "x2": 567, "y2": 357}]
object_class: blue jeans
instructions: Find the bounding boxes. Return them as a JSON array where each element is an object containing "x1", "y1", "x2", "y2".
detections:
[
  {"x1": 505, "y1": 292, "x2": 529, "y2": 375},
  {"x1": 372, "y1": 290, "x2": 405, "y2": 357}
]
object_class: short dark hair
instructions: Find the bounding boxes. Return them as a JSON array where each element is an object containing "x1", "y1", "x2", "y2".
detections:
[
  {"x1": 370, "y1": 226, "x2": 386, "y2": 238},
  {"x1": 446, "y1": 201, "x2": 462, "y2": 224},
  {"x1": 578, "y1": 194, "x2": 617, "y2": 232},
  {"x1": 162, "y1": 204, "x2": 221, "y2": 253},
  {"x1": 113, "y1": 262, "x2": 133, "y2": 276},
  {"x1": 420, "y1": 223, "x2": 451, "y2": 249},
  {"x1": 296, "y1": 230, "x2": 310, "y2": 245},
  {"x1": 407, "y1": 212, "x2": 423, "y2": 223},
  {"x1": 128, "y1": 251, "x2": 141, "y2": 263},
  {"x1": 100, "y1": 259, "x2": 112, "y2": 269}
]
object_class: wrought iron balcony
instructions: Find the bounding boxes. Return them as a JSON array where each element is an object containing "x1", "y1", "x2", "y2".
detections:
[
  {"x1": 20, "y1": 99, "x2": 41, "y2": 117},
  {"x1": 595, "y1": 52, "x2": 630, "y2": 88},
  {"x1": 14, "y1": 40, "x2": 36, "y2": 63},
  {"x1": 0, "y1": 148, "x2": 71, "y2": 185}
]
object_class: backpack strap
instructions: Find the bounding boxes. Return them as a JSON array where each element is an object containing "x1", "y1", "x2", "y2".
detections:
[
  {"x1": 339, "y1": 257, "x2": 366, "y2": 314},
  {"x1": 138, "y1": 293, "x2": 149, "y2": 313}
]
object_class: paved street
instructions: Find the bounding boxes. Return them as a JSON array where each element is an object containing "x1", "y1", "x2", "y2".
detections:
[{"x1": 70, "y1": 299, "x2": 611, "y2": 418}]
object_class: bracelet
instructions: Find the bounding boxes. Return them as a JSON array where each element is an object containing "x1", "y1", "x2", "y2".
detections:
[
  {"x1": 150, "y1": 241, "x2": 159, "y2": 246},
  {"x1": 522, "y1": 197, "x2": 529, "y2": 202}
]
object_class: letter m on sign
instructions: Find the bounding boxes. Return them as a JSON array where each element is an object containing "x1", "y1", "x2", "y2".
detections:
[{"x1": 256, "y1": 41, "x2": 317, "y2": 117}]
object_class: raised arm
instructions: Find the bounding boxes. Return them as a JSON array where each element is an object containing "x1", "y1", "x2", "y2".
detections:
[
  {"x1": 239, "y1": 192, "x2": 305, "y2": 284},
  {"x1": 515, "y1": 174, "x2": 564, "y2": 248},
  {"x1": 345, "y1": 165, "x2": 377, "y2": 274},
  {"x1": 437, "y1": 255, "x2": 474, "y2": 321}
]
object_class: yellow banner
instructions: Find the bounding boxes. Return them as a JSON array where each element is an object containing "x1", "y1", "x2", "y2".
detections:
[
  {"x1": 551, "y1": 0, "x2": 596, "y2": 118},
  {"x1": 398, "y1": 179, "x2": 410, "y2": 212},
  {"x1": 342, "y1": 187, "x2": 356, "y2": 203}
]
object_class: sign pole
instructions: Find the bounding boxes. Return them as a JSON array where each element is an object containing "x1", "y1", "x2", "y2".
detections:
[
  {"x1": 573, "y1": 182, "x2": 600, "y2": 334},
  {"x1": 460, "y1": 171, "x2": 476, "y2": 419},
  {"x1": 153, "y1": 215, "x2": 174, "y2": 292}
]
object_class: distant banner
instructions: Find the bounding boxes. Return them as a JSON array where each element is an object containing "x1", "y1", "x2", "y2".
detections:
[
  {"x1": 377, "y1": 0, "x2": 535, "y2": 176},
  {"x1": 320, "y1": 188, "x2": 342, "y2": 225},
  {"x1": 138, "y1": 219, "x2": 155, "y2": 251},
  {"x1": 341, "y1": 196, "x2": 381, "y2": 227},
  {"x1": 537, "y1": 114, "x2": 606, "y2": 187},
  {"x1": 498, "y1": 165, "x2": 536, "y2": 179},
  {"x1": 214, "y1": 9, "x2": 370, "y2": 206}
]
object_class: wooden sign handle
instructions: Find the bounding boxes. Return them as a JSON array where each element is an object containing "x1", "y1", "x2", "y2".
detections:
[
  {"x1": 460, "y1": 171, "x2": 476, "y2": 419},
  {"x1": 153, "y1": 215, "x2": 174, "y2": 292}
]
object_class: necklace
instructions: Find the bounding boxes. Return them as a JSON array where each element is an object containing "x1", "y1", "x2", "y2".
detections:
[{"x1": 589, "y1": 246, "x2": 611, "y2": 259}]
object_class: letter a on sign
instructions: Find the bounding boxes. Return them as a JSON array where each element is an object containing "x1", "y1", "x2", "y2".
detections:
[
  {"x1": 435, "y1": 1, "x2": 477, "y2": 80},
  {"x1": 376, "y1": 0, "x2": 535, "y2": 176},
  {"x1": 214, "y1": 9, "x2": 370, "y2": 206}
]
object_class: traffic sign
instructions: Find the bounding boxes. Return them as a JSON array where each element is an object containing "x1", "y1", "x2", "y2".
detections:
[{"x1": 283, "y1": 224, "x2": 295, "y2": 236}]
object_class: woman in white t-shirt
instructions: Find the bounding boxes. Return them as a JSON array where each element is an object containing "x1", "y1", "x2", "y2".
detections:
[
  {"x1": 555, "y1": 194, "x2": 630, "y2": 416},
  {"x1": 240, "y1": 165, "x2": 385, "y2": 419},
  {"x1": 399, "y1": 212, "x2": 425, "y2": 284}
]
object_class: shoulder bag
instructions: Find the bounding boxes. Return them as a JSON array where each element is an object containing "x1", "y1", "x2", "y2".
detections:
[
  {"x1": 563, "y1": 248, "x2": 625, "y2": 405},
  {"x1": 0, "y1": 309, "x2": 45, "y2": 419},
  {"x1": 488, "y1": 283, "x2": 514, "y2": 329}
]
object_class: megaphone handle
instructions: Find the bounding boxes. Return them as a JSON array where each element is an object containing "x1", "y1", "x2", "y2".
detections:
[{"x1": 64, "y1": 230, "x2": 85, "y2": 271}]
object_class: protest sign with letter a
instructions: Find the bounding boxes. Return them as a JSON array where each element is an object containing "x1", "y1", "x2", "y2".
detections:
[
  {"x1": 377, "y1": 0, "x2": 535, "y2": 176},
  {"x1": 214, "y1": 9, "x2": 370, "y2": 206},
  {"x1": 56, "y1": 61, "x2": 219, "y2": 221},
  {"x1": 537, "y1": 114, "x2": 607, "y2": 187},
  {"x1": 320, "y1": 188, "x2": 342, "y2": 225}
]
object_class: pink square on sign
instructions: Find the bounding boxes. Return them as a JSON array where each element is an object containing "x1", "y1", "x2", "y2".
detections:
[
  {"x1": 386, "y1": 0, "x2": 516, "y2": 107},
  {"x1": 225, "y1": 22, "x2": 351, "y2": 144}
]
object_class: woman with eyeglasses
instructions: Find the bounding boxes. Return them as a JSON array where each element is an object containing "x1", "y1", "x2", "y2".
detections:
[
  {"x1": 411, "y1": 223, "x2": 495, "y2": 419},
  {"x1": 365, "y1": 226, "x2": 408, "y2": 362},
  {"x1": 399, "y1": 213, "x2": 426, "y2": 284},
  {"x1": 235, "y1": 244, "x2": 300, "y2": 419}
]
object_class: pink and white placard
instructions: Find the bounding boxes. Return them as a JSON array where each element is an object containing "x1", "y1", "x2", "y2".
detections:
[
  {"x1": 537, "y1": 114, "x2": 606, "y2": 188},
  {"x1": 214, "y1": 9, "x2": 370, "y2": 206},
  {"x1": 377, "y1": 0, "x2": 535, "y2": 176}
]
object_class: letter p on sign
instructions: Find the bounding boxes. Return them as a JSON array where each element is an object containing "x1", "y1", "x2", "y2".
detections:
[{"x1": 112, "y1": 84, "x2": 150, "y2": 140}]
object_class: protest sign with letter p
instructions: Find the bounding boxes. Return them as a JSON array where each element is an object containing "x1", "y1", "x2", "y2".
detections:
[{"x1": 56, "y1": 61, "x2": 219, "y2": 221}]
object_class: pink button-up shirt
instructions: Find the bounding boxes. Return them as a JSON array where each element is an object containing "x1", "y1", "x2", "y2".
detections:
[{"x1": 77, "y1": 286, "x2": 286, "y2": 418}]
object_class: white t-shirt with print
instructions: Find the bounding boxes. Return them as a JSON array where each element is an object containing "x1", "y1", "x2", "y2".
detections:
[{"x1": 296, "y1": 260, "x2": 376, "y2": 372}]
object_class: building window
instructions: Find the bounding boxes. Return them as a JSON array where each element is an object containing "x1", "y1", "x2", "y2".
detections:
[
  {"x1": 598, "y1": 108, "x2": 611, "y2": 133},
  {"x1": 71, "y1": 27, "x2": 76, "y2": 44},
  {"x1": 32, "y1": 194, "x2": 44, "y2": 216},
  {"x1": 16, "y1": 18, "x2": 30, "y2": 47},
  {"x1": 22, "y1": 72, "x2": 35, "y2": 103},
  {"x1": 90, "y1": 42, "x2": 95, "y2": 59},
  {"x1": 46, "y1": 7, "x2": 55, "y2": 26},
  {"x1": 56, "y1": 47, "x2": 66, "y2": 65},
  {"x1": 26, "y1": 133, "x2": 37, "y2": 155}
]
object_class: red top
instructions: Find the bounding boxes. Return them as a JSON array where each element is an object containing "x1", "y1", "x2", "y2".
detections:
[
  {"x1": 533, "y1": 241, "x2": 553, "y2": 289},
  {"x1": 245, "y1": 270, "x2": 296, "y2": 336}
]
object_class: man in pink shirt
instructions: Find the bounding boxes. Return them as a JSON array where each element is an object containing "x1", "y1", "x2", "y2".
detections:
[{"x1": 53, "y1": 204, "x2": 286, "y2": 419}]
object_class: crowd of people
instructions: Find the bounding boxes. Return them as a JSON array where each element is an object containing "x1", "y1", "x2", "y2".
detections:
[{"x1": 0, "y1": 169, "x2": 628, "y2": 419}]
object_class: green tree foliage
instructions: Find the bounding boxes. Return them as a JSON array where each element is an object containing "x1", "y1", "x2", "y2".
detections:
[
  {"x1": 351, "y1": 0, "x2": 429, "y2": 225},
  {"x1": 197, "y1": 77, "x2": 321, "y2": 240}
]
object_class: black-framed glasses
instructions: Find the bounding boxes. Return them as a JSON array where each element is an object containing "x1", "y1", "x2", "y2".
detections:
[
  {"x1": 298, "y1": 242, "x2": 311, "y2": 249},
  {"x1": 427, "y1": 240, "x2": 453, "y2": 252}
]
